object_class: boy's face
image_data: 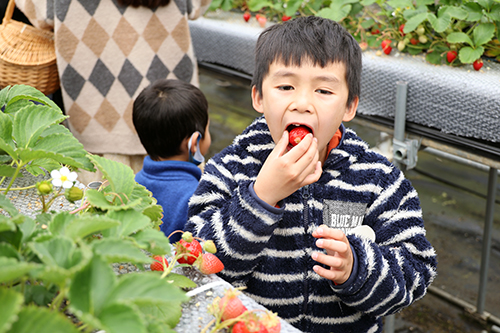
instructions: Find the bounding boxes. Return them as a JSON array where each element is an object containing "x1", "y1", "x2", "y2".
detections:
[{"x1": 252, "y1": 59, "x2": 358, "y2": 162}]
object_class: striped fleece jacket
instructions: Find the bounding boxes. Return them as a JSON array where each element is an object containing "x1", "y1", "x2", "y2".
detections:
[{"x1": 186, "y1": 116, "x2": 437, "y2": 333}]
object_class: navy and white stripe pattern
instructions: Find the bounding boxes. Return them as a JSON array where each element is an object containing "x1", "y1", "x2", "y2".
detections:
[{"x1": 186, "y1": 116, "x2": 437, "y2": 333}]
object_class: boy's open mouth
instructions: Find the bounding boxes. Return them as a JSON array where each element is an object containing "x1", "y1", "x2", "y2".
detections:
[{"x1": 287, "y1": 124, "x2": 312, "y2": 148}]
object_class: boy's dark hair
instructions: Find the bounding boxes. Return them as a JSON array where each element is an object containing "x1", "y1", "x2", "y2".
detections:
[
  {"x1": 252, "y1": 16, "x2": 362, "y2": 108},
  {"x1": 133, "y1": 79, "x2": 209, "y2": 161}
]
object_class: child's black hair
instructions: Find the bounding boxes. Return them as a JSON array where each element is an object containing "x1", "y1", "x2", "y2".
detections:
[
  {"x1": 132, "y1": 79, "x2": 208, "y2": 161},
  {"x1": 252, "y1": 16, "x2": 362, "y2": 108}
]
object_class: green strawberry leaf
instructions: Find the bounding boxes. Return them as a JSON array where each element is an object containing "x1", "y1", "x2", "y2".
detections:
[
  {"x1": 458, "y1": 45, "x2": 484, "y2": 63},
  {"x1": 0, "y1": 112, "x2": 13, "y2": 143},
  {"x1": 0, "y1": 85, "x2": 60, "y2": 112},
  {"x1": 473, "y1": 23, "x2": 495, "y2": 46},
  {"x1": 463, "y1": 2, "x2": 483, "y2": 21},
  {"x1": 0, "y1": 216, "x2": 17, "y2": 233},
  {"x1": 69, "y1": 254, "x2": 117, "y2": 316},
  {"x1": 64, "y1": 216, "x2": 121, "y2": 241},
  {"x1": 106, "y1": 272, "x2": 188, "y2": 306},
  {"x1": 130, "y1": 228, "x2": 172, "y2": 255},
  {"x1": 12, "y1": 105, "x2": 67, "y2": 149},
  {"x1": 403, "y1": 12, "x2": 428, "y2": 33},
  {"x1": 285, "y1": 0, "x2": 303, "y2": 16},
  {"x1": 164, "y1": 273, "x2": 197, "y2": 289},
  {"x1": 317, "y1": 3, "x2": 352, "y2": 22},
  {"x1": 0, "y1": 165, "x2": 17, "y2": 178},
  {"x1": 0, "y1": 193, "x2": 19, "y2": 217},
  {"x1": 103, "y1": 209, "x2": 151, "y2": 238},
  {"x1": 0, "y1": 138, "x2": 17, "y2": 161},
  {"x1": 22, "y1": 284, "x2": 57, "y2": 307},
  {"x1": 426, "y1": 49, "x2": 444, "y2": 64},
  {"x1": 427, "y1": 12, "x2": 451, "y2": 33},
  {"x1": 85, "y1": 189, "x2": 142, "y2": 211},
  {"x1": 447, "y1": 32, "x2": 473, "y2": 46},
  {"x1": 89, "y1": 155, "x2": 136, "y2": 198},
  {"x1": 387, "y1": 0, "x2": 412, "y2": 9},
  {"x1": 16, "y1": 148, "x2": 86, "y2": 171},
  {"x1": 440, "y1": 5, "x2": 468, "y2": 20},
  {"x1": 0, "y1": 257, "x2": 39, "y2": 284},
  {"x1": 32, "y1": 131, "x2": 94, "y2": 171},
  {"x1": 0, "y1": 288, "x2": 24, "y2": 333},
  {"x1": 488, "y1": 3, "x2": 500, "y2": 21},
  {"x1": 18, "y1": 215, "x2": 36, "y2": 244},
  {"x1": 92, "y1": 238, "x2": 152, "y2": 264},
  {"x1": 98, "y1": 303, "x2": 146, "y2": 333},
  {"x1": 415, "y1": 0, "x2": 434, "y2": 5},
  {"x1": 248, "y1": 0, "x2": 273, "y2": 11},
  {"x1": 7, "y1": 306, "x2": 80, "y2": 333},
  {"x1": 476, "y1": 0, "x2": 493, "y2": 11},
  {"x1": 138, "y1": 303, "x2": 183, "y2": 331},
  {"x1": 0, "y1": 242, "x2": 22, "y2": 260},
  {"x1": 128, "y1": 183, "x2": 156, "y2": 213}
]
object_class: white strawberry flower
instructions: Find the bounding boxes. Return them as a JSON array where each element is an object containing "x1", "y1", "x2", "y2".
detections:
[{"x1": 50, "y1": 167, "x2": 78, "y2": 189}]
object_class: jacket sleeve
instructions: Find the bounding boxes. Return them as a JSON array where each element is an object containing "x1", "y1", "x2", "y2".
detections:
[
  {"x1": 187, "y1": 0, "x2": 211, "y2": 20},
  {"x1": 185, "y1": 152, "x2": 284, "y2": 284},
  {"x1": 332, "y1": 166, "x2": 437, "y2": 317},
  {"x1": 14, "y1": 0, "x2": 53, "y2": 30}
]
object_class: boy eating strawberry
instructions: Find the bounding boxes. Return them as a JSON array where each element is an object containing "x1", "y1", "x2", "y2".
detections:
[{"x1": 186, "y1": 16, "x2": 436, "y2": 333}]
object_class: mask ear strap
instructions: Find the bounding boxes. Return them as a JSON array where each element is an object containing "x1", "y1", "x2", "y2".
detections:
[{"x1": 188, "y1": 131, "x2": 204, "y2": 165}]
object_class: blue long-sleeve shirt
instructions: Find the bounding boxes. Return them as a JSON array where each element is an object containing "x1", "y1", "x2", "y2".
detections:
[
  {"x1": 135, "y1": 156, "x2": 201, "y2": 243},
  {"x1": 186, "y1": 116, "x2": 437, "y2": 333}
]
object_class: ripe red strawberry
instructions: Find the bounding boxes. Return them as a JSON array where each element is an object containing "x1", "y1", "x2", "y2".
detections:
[
  {"x1": 288, "y1": 126, "x2": 311, "y2": 147},
  {"x1": 257, "y1": 15, "x2": 267, "y2": 28},
  {"x1": 446, "y1": 50, "x2": 457, "y2": 63},
  {"x1": 282, "y1": 15, "x2": 291, "y2": 22},
  {"x1": 198, "y1": 253, "x2": 224, "y2": 274},
  {"x1": 218, "y1": 289, "x2": 247, "y2": 321},
  {"x1": 150, "y1": 255, "x2": 167, "y2": 271},
  {"x1": 243, "y1": 12, "x2": 251, "y2": 22},
  {"x1": 399, "y1": 24, "x2": 405, "y2": 36},
  {"x1": 232, "y1": 317, "x2": 269, "y2": 333},
  {"x1": 473, "y1": 59, "x2": 483, "y2": 71},
  {"x1": 383, "y1": 44, "x2": 392, "y2": 55},
  {"x1": 176, "y1": 239, "x2": 202, "y2": 265},
  {"x1": 260, "y1": 311, "x2": 281, "y2": 333},
  {"x1": 410, "y1": 38, "x2": 418, "y2": 45}
]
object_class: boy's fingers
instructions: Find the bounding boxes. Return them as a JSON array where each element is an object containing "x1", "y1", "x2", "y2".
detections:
[
  {"x1": 273, "y1": 131, "x2": 290, "y2": 157},
  {"x1": 312, "y1": 225, "x2": 345, "y2": 240}
]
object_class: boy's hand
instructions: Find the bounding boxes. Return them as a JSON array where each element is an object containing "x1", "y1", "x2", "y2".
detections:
[
  {"x1": 311, "y1": 225, "x2": 353, "y2": 285},
  {"x1": 254, "y1": 131, "x2": 322, "y2": 207}
]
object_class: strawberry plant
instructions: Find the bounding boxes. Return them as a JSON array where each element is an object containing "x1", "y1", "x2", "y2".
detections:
[
  {"x1": 0, "y1": 85, "x2": 207, "y2": 333},
  {"x1": 208, "y1": 0, "x2": 500, "y2": 68}
]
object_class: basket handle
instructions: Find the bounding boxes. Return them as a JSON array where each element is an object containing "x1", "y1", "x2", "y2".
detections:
[{"x1": 2, "y1": 0, "x2": 16, "y2": 25}]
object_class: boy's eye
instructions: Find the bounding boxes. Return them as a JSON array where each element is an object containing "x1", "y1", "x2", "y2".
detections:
[
  {"x1": 316, "y1": 89, "x2": 332, "y2": 95},
  {"x1": 278, "y1": 85, "x2": 294, "y2": 91}
]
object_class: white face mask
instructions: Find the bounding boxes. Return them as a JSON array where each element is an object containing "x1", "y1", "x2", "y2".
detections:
[{"x1": 188, "y1": 131, "x2": 204, "y2": 166}]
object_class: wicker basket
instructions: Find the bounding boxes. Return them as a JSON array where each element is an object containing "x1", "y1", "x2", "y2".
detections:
[{"x1": 0, "y1": 0, "x2": 59, "y2": 95}]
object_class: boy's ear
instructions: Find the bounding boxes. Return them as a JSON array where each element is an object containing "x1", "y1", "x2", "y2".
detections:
[
  {"x1": 251, "y1": 86, "x2": 264, "y2": 114},
  {"x1": 342, "y1": 97, "x2": 359, "y2": 122}
]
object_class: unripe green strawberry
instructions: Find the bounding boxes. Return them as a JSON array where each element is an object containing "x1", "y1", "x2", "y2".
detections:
[
  {"x1": 397, "y1": 40, "x2": 406, "y2": 52},
  {"x1": 416, "y1": 25, "x2": 425, "y2": 36},
  {"x1": 37, "y1": 181, "x2": 53, "y2": 195},
  {"x1": 418, "y1": 35, "x2": 427, "y2": 44},
  {"x1": 203, "y1": 240, "x2": 217, "y2": 254},
  {"x1": 64, "y1": 186, "x2": 83, "y2": 203},
  {"x1": 182, "y1": 231, "x2": 194, "y2": 242}
]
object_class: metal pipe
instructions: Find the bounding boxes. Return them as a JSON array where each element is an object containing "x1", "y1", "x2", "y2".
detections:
[
  {"x1": 393, "y1": 81, "x2": 408, "y2": 171},
  {"x1": 477, "y1": 167, "x2": 497, "y2": 314}
]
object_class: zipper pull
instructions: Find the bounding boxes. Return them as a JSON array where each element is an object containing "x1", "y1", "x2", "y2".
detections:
[{"x1": 302, "y1": 185, "x2": 310, "y2": 199}]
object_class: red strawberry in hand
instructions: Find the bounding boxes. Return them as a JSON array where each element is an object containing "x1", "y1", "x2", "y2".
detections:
[
  {"x1": 176, "y1": 238, "x2": 202, "y2": 265},
  {"x1": 150, "y1": 255, "x2": 167, "y2": 271},
  {"x1": 473, "y1": 59, "x2": 483, "y2": 71},
  {"x1": 446, "y1": 50, "x2": 457, "y2": 63},
  {"x1": 243, "y1": 12, "x2": 251, "y2": 22},
  {"x1": 218, "y1": 289, "x2": 247, "y2": 321},
  {"x1": 288, "y1": 126, "x2": 311, "y2": 147},
  {"x1": 198, "y1": 253, "x2": 224, "y2": 274}
]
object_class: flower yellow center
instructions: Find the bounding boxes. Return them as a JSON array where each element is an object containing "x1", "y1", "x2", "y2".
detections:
[{"x1": 60, "y1": 175, "x2": 68, "y2": 182}]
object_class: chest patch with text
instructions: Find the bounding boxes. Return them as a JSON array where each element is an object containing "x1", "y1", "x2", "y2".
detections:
[{"x1": 322, "y1": 200, "x2": 368, "y2": 234}]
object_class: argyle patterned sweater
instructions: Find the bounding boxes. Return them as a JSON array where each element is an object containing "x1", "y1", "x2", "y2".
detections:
[
  {"x1": 15, "y1": 0, "x2": 210, "y2": 155},
  {"x1": 186, "y1": 116, "x2": 437, "y2": 333}
]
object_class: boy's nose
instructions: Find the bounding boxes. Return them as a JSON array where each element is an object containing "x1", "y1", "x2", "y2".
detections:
[{"x1": 291, "y1": 91, "x2": 313, "y2": 113}]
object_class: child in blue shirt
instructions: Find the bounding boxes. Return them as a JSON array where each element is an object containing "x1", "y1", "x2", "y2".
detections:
[
  {"x1": 133, "y1": 79, "x2": 211, "y2": 243},
  {"x1": 185, "y1": 16, "x2": 437, "y2": 332}
]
